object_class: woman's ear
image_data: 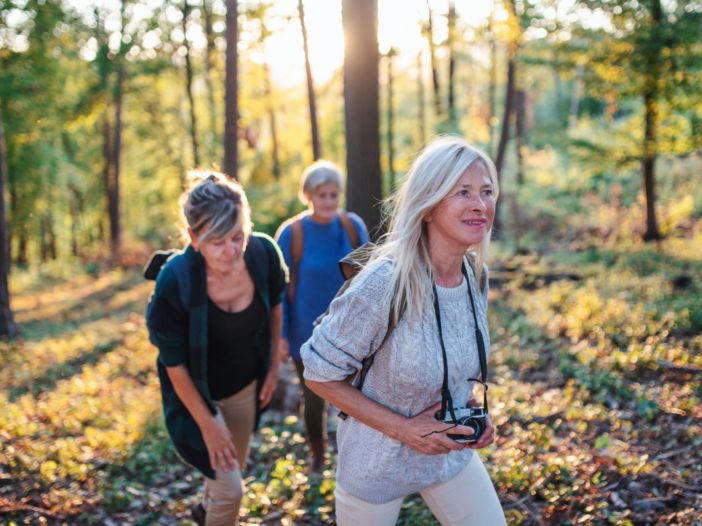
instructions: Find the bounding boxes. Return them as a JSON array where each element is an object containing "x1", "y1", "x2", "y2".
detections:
[
  {"x1": 188, "y1": 228, "x2": 199, "y2": 250},
  {"x1": 424, "y1": 210, "x2": 434, "y2": 224}
]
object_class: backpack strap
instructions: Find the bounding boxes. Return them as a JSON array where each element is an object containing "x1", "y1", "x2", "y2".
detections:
[
  {"x1": 336, "y1": 209, "x2": 360, "y2": 250},
  {"x1": 274, "y1": 211, "x2": 311, "y2": 304},
  {"x1": 244, "y1": 234, "x2": 270, "y2": 288},
  {"x1": 169, "y1": 254, "x2": 191, "y2": 312}
]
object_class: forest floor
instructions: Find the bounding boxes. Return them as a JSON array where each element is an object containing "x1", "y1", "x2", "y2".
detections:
[{"x1": 1, "y1": 229, "x2": 701, "y2": 526}]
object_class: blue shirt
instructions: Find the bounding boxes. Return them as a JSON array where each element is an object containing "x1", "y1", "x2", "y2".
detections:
[{"x1": 277, "y1": 213, "x2": 368, "y2": 360}]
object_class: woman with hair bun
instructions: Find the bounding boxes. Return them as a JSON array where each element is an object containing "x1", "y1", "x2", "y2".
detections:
[
  {"x1": 146, "y1": 171, "x2": 288, "y2": 526},
  {"x1": 301, "y1": 137, "x2": 507, "y2": 525}
]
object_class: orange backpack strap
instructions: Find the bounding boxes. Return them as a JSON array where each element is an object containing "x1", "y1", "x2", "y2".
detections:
[
  {"x1": 336, "y1": 209, "x2": 360, "y2": 250},
  {"x1": 275, "y1": 210, "x2": 312, "y2": 304}
]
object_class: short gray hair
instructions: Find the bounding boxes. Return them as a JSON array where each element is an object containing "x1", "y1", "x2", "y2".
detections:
[
  {"x1": 299, "y1": 160, "x2": 344, "y2": 204},
  {"x1": 178, "y1": 170, "x2": 252, "y2": 244}
]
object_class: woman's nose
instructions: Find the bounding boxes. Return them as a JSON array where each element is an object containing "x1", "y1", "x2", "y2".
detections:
[{"x1": 470, "y1": 196, "x2": 487, "y2": 213}]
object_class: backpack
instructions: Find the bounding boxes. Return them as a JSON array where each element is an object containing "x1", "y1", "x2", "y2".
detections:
[
  {"x1": 275, "y1": 209, "x2": 361, "y2": 303},
  {"x1": 317, "y1": 243, "x2": 487, "y2": 420}
]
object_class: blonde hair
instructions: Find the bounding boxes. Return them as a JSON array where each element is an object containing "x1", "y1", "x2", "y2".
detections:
[
  {"x1": 178, "y1": 170, "x2": 252, "y2": 244},
  {"x1": 366, "y1": 135, "x2": 499, "y2": 325},
  {"x1": 299, "y1": 160, "x2": 344, "y2": 205}
]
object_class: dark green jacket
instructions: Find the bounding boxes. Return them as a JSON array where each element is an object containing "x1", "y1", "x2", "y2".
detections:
[{"x1": 146, "y1": 233, "x2": 288, "y2": 478}]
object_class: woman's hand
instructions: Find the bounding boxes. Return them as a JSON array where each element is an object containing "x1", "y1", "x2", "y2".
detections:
[
  {"x1": 200, "y1": 417, "x2": 238, "y2": 473},
  {"x1": 259, "y1": 364, "x2": 279, "y2": 408},
  {"x1": 393, "y1": 402, "x2": 477, "y2": 455},
  {"x1": 279, "y1": 338, "x2": 290, "y2": 364},
  {"x1": 463, "y1": 398, "x2": 495, "y2": 450}
]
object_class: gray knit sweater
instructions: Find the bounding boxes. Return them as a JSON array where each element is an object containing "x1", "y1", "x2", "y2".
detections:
[{"x1": 300, "y1": 257, "x2": 490, "y2": 504}]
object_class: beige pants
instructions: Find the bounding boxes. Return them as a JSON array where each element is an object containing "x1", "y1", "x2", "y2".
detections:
[
  {"x1": 335, "y1": 453, "x2": 507, "y2": 526},
  {"x1": 202, "y1": 381, "x2": 257, "y2": 526}
]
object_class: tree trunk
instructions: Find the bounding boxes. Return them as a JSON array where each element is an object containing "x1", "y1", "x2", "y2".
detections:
[
  {"x1": 642, "y1": 0, "x2": 662, "y2": 241},
  {"x1": 515, "y1": 89, "x2": 526, "y2": 185},
  {"x1": 102, "y1": 118, "x2": 111, "y2": 251},
  {"x1": 16, "y1": 231, "x2": 27, "y2": 268},
  {"x1": 424, "y1": 0, "x2": 442, "y2": 117},
  {"x1": 224, "y1": 0, "x2": 238, "y2": 179},
  {"x1": 299, "y1": 0, "x2": 321, "y2": 161},
  {"x1": 263, "y1": 62, "x2": 280, "y2": 179},
  {"x1": 0, "y1": 101, "x2": 18, "y2": 338},
  {"x1": 342, "y1": 0, "x2": 382, "y2": 237},
  {"x1": 495, "y1": 60, "x2": 515, "y2": 175},
  {"x1": 386, "y1": 49, "x2": 396, "y2": 189},
  {"x1": 489, "y1": 14, "x2": 498, "y2": 157},
  {"x1": 447, "y1": 1, "x2": 456, "y2": 124},
  {"x1": 202, "y1": 0, "x2": 218, "y2": 159},
  {"x1": 70, "y1": 187, "x2": 80, "y2": 257},
  {"x1": 494, "y1": 59, "x2": 515, "y2": 237},
  {"x1": 554, "y1": 69, "x2": 562, "y2": 124},
  {"x1": 568, "y1": 64, "x2": 584, "y2": 129},
  {"x1": 417, "y1": 50, "x2": 425, "y2": 146},
  {"x1": 642, "y1": 91, "x2": 660, "y2": 240},
  {"x1": 109, "y1": 65, "x2": 123, "y2": 253},
  {"x1": 183, "y1": 0, "x2": 200, "y2": 167}
]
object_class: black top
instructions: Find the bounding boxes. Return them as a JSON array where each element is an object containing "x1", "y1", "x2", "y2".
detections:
[{"x1": 207, "y1": 292, "x2": 267, "y2": 401}]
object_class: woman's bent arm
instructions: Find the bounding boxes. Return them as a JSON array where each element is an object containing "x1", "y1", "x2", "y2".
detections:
[
  {"x1": 166, "y1": 364, "x2": 238, "y2": 472},
  {"x1": 306, "y1": 379, "x2": 475, "y2": 456}
]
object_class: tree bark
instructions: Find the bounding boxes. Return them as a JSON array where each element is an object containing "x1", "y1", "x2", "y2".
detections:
[
  {"x1": 69, "y1": 186, "x2": 80, "y2": 257},
  {"x1": 40, "y1": 214, "x2": 56, "y2": 261},
  {"x1": 182, "y1": 0, "x2": 200, "y2": 167},
  {"x1": 0, "y1": 101, "x2": 18, "y2": 338},
  {"x1": 424, "y1": 0, "x2": 442, "y2": 117},
  {"x1": 642, "y1": 0, "x2": 662, "y2": 241},
  {"x1": 109, "y1": 64, "x2": 123, "y2": 252},
  {"x1": 108, "y1": 0, "x2": 126, "y2": 254},
  {"x1": 224, "y1": 0, "x2": 239, "y2": 179},
  {"x1": 342, "y1": 0, "x2": 382, "y2": 237},
  {"x1": 515, "y1": 89, "x2": 527, "y2": 185},
  {"x1": 298, "y1": 0, "x2": 321, "y2": 161},
  {"x1": 16, "y1": 231, "x2": 27, "y2": 267},
  {"x1": 447, "y1": 1, "x2": 456, "y2": 124}
]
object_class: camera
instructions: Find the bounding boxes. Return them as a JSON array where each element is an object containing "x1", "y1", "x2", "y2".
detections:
[{"x1": 438, "y1": 406, "x2": 488, "y2": 443}]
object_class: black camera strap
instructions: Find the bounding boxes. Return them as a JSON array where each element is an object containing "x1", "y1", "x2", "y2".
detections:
[{"x1": 433, "y1": 262, "x2": 489, "y2": 426}]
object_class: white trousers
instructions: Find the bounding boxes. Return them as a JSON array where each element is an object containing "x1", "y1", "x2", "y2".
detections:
[{"x1": 334, "y1": 453, "x2": 507, "y2": 526}]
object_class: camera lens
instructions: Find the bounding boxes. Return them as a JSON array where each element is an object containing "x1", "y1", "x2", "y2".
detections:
[{"x1": 466, "y1": 418, "x2": 484, "y2": 440}]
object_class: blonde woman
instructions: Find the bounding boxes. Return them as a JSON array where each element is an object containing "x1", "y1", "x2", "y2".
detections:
[
  {"x1": 301, "y1": 137, "x2": 507, "y2": 525},
  {"x1": 146, "y1": 172, "x2": 287, "y2": 526},
  {"x1": 275, "y1": 160, "x2": 368, "y2": 473}
]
